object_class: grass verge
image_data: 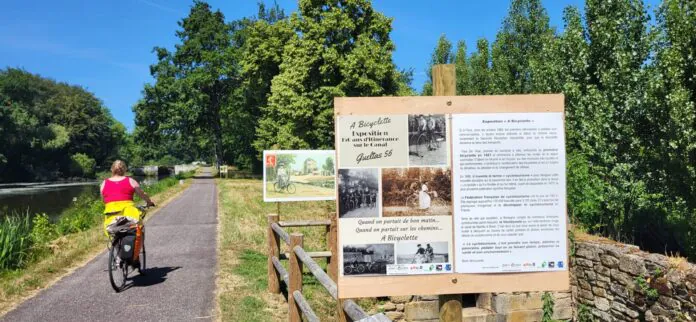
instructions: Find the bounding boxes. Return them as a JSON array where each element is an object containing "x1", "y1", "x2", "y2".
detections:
[
  {"x1": 0, "y1": 176, "x2": 192, "y2": 316},
  {"x1": 216, "y1": 179, "x2": 343, "y2": 321}
]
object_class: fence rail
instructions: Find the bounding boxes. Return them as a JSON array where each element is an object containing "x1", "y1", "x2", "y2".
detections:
[{"x1": 267, "y1": 213, "x2": 390, "y2": 322}]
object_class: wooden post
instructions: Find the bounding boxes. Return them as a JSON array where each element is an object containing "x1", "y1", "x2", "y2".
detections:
[
  {"x1": 289, "y1": 233, "x2": 304, "y2": 322},
  {"x1": 433, "y1": 64, "x2": 463, "y2": 322},
  {"x1": 276, "y1": 202, "x2": 281, "y2": 217},
  {"x1": 338, "y1": 299, "x2": 351, "y2": 322},
  {"x1": 432, "y1": 64, "x2": 456, "y2": 96},
  {"x1": 328, "y1": 214, "x2": 338, "y2": 282},
  {"x1": 267, "y1": 214, "x2": 281, "y2": 293}
]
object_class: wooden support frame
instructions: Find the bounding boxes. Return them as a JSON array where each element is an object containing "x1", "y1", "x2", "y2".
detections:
[
  {"x1": 267, "y1": 214, "x2": 281, "y2": 293},
  {"x1": 333, "y1": 91, "x2": 570, "y2": 298},
  {"x1": 288, "y1": 233, "x2": 304, "y2": 322},
  {"x1": 433, "y1": 65, "x2": 463, "y2": 322},
  {"x1": 267, "y1": 214, "x2": 393, "y2": 321}
]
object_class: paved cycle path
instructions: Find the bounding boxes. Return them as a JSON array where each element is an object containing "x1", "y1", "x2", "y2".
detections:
[{"x1": 2, "y1": 169, "x2": 218, "y2": 322}]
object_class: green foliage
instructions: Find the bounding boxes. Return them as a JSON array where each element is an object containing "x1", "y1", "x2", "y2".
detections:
[
  {"x1": 541, "y1": 292, "x2": 555, "y2": 322},
  {"x1": 491, "y1": 0, "x2": 554, "y2": 94},
  {"x1": 468, "y1": 39, "x2": 492, "y2": 95},
  {"x1": 454, "y1": 41, "x2": 469, "y2": 95},
  {"x1": 29, "y1": 214, "x2": 55, "y2": 251},
  {"x1": 254, "y1": 0, "x2": 401, "y2": 152},
  {"x1": 422, "y1": 34, "x2": 454, "y2": 95},
  {"x1": 134, "y1": 1, "x2": 238, "y2": 168},
  {"x1": 69, "y1": 153, "x2": 96, "y2": 178},
  {"x1": 0, "y1": 215, "x2": 32, "y2": 270},
  {"x1": 635, "y1": 275, "x2": 660, "y2": 301},
  {"x1": 55, "y1": 196, "x2": 102, "y2": 235},
  {"x1": 323, "y1": 157, "x2": 334, "y2": 174},
  {"x1": 0, "y1": 68, "x2": 125, "y2": 182},
  {"x1": 576, "y1": 304, "x2": 594, "y2": 322}
]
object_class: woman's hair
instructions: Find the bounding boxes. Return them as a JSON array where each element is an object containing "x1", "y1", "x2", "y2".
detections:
[{"x1": 111, "y1": 160, "x2": 127, "y2": 176}]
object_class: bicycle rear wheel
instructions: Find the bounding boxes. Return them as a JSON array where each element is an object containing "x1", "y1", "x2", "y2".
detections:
[
  {"x1": 287, "y1": 183, "x2": 296, "y2": 194},
  {"x1": 139, "y1": 231, "x2": 146, "y2": 275},
  {"x1": 109, "y1": 241, "x2": 127, "y2": 292}
]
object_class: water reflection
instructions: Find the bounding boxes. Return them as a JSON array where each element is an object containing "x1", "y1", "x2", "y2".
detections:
[
  {"x1": 0, "y1": 183, "x2": 99, "y2": 219},
  {"x1": 0, "y1": 175, "x2": 168, "y2": 219}
]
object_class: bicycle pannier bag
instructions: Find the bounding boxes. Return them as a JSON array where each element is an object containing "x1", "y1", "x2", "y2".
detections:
[{"x1": 119, "y1": 230, "x2": 137, "y2": 261}]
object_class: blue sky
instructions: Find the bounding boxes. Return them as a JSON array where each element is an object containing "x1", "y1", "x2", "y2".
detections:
[{"x1": 0, "y1": 0, "x2": 661, "y2": 131}]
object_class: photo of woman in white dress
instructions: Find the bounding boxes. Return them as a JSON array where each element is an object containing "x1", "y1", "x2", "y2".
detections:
[{"x1": 419, "y1": 182, "x2": 431, "y2": 209}]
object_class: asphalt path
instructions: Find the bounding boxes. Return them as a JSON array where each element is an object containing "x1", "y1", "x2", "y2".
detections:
[{"x1": 2, "y1": 169, "x2": 218, "y2": 322}]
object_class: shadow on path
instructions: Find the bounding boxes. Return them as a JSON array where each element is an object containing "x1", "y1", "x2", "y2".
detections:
[{"x1": 123, "y1": 266, "x2": 182, "y2": 290}]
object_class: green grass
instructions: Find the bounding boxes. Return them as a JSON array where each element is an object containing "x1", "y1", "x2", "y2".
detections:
[
  {"x1": 0, "y1": 215, "x2": 32, "y2": 270},
  {"x1": 216, "y1": 179, "x2": 342, "y2": 321}
]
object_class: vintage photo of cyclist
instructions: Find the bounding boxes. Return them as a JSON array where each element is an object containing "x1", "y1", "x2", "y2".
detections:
[
  {"x1": 396, "y1": 242, "x2": 449, "y2": 265},
  {"x1": 263, "y1": 150, "x2": 336, "y2": 202},
  {"x1": 408, "y1": 114, "x2": 449, "y2": 167},
  {"x1": 342, "y1": 244, "x2": 394, "y2": 276},
  {"x1": 381, "y1": 167, "x2": 452, "y2": 217},
  {"x1": 338, "y1": 168, "x2": 380, "y2": 218}
]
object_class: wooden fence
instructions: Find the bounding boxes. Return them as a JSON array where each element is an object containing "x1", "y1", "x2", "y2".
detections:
[{"x1": 267, "y1": 214, "x2": 390, "y2": 322}]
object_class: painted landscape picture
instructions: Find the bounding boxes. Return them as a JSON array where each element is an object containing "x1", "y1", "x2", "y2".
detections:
[{"x1": 263, "y1": 150, "x2": 336, "y2": 202}]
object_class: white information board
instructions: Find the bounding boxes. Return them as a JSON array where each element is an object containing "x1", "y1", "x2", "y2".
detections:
[{"x1": 452, "y1": 113, "x2": 567, "y2": 273}]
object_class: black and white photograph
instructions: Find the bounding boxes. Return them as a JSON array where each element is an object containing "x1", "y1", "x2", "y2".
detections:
[
  {"x1": 382, "y1": 167, "x2": 452, "y2": 217},
  {"x1": 408, "y1": 114, "x2": 448, "y2": 166},
  {"x1": 338, "y1": 168, "x2": 380, "y2": 218},
  {"x1": 396, "y1": 241, "x2": 449, "y2": 264},
  {"x1": 342, "y1": 244, "x2": 394, "y2": 276}
]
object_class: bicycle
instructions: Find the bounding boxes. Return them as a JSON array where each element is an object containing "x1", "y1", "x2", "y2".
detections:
[
  {"x1": 107, "y1": 204, "x2": 152, "y2": 292},
  {"x1": 273, "y1": 178, "x2": 296, "y2": 194}
]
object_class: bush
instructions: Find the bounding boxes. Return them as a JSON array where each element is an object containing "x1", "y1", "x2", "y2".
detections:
[
  {"x1": 30, "y1": 214, "x2": 55, "y2": 251},
  {"x1": 70, "y1": 153, "x2": 96, "y2": 178},
  {"x1": 157, "y1": 155, "x2": 179, "y2": 167},
  {"x1": 55, "y1": 196, "x2": 102, "y2": 235}
]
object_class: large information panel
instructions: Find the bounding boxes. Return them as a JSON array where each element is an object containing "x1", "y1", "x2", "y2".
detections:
[{"x1": 335, "y1": 95, "x2": 569, "y2": 298}]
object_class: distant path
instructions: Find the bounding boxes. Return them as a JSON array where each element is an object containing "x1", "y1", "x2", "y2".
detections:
[{"x1": 2, "y1": 168, "x2": 218, "y2": 322}]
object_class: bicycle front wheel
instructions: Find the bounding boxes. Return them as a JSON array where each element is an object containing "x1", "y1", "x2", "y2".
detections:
[
  {"x1": 416, "y1": 134, "x2": 427, "y2": 157},
  {"x1": 109, "y1": 242, "x2": 127, "y2": 292},
  {"x1": 287, "y1": 183, "x2": 296, "y2": 194}
]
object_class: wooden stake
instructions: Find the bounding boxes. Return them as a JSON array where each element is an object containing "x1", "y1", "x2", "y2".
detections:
[
  {"x1": 432, "y1": 64, "x2": 456, "y2": 96},
  {"x1": 267, "y1": 214, "x2": 281, "y2": 293},
  {"x1": 288, "y1": 233, "x2": 304, "y2": 322},
  {"x1": 433, "y1": 64, "x2": 463, "y2": 322},
  {"x1": 328, "y1": 214, "x2": 338, "y2": 282},
  {"x1": 439, "y1": 295, "x2": 463, "y2": 322},
  {"x1": 338, "y1": 299, "x2": 351, "y2": 322}
]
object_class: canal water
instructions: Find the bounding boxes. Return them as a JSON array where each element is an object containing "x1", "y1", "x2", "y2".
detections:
[{"x1": 0, "y1": 176, "x2": 166, "y2": 219}]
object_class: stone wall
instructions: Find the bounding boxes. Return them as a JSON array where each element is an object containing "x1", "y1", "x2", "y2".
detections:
[
  {"x1": 369, "y1": 292, "x2": 572, "y2": 321},
  {"x1": 366, "y1": 235, "x2": 695, "y2": 321},
  {"x1": 572, "y1": 236, "x2": 696, "y2": 321}
]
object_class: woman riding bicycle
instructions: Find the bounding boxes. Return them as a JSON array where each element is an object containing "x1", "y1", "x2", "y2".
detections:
[{"x1": 101, "y1": 160, "x2": 155, "y2": 235}]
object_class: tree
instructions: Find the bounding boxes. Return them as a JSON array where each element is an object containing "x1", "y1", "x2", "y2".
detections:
[
  {"x1": 323, "y1": 156, "x2": 334, "y2": 174},
  {"x1": 254, "y1": 0, "x2": 401, "y2": 152},
  {"x1": 422, "y1": 34, "x2": 454, "y2": 95},
  {"x1": 0, "y1": 68, "x2": 124, "y2": 182},
  {"x1": 640, "y1": 0, "x2": 696, "y2": 256},
  {"x1": 134, "y1": 1, "x2": 238, "y2": 168},
  {"x1": 454, "y1": 40, "x2": 469, "y2": 95},
  {"x1": 490, "y1": 0, "x2": 555, "y2": 94},
  {"x1": 225, "y1": 2, "x2": 293, "y2": 171},
  {"x1": 468, "y1": 39, "x2": 492, "y2": 95}
]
